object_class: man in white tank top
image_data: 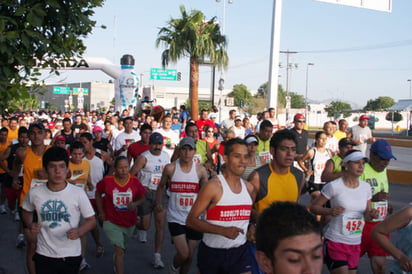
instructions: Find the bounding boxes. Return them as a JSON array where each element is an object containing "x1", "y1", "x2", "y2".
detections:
[
  {"x1": 186, "y1": 138, "x2": 257, "y2": 274},
  {"x1": 155, "y1": 137, "x2": 208, "y2": 274},
  {"x1": 129, "y1": 132, "x2": 170, "y2": 269}
]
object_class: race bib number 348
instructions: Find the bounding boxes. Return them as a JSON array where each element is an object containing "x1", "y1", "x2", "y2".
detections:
[{"x1": 113, "y1": 192, "x2": 132, "y2": 211}]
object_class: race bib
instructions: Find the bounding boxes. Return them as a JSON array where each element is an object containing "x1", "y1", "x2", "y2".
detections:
[
  {"x1": 113, "y1": 191, "x2": 133, "y2": 211},
  {"x1": 372, "y1": 201, "x2": 388, "y2": 221},
  {"x1": 342, "y1": 215, "x2": 364, "y2": 236},
  {"x1": 30, "y1": 178, "x2": 47, "y2": 189},
  {"x1": 259, "y1": 151, "x2": 271, "y2": 164},
  {"x1": 176, "y1": 193, "x2": 196, "y2": 212},
  {"x1": 148, "y1": 173, "x2": 162, "y2": 191},
  {"x1": 193, "y1": 154, "x2": 202, "y2": 164}
]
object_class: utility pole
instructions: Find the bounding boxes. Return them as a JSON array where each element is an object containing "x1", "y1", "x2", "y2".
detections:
[
  {"x1": 280, "y1": 50, "x2": 297, "y2": 124},
  {"x1": 267, "y1": 0, "x2": 283, "y2": 115}
]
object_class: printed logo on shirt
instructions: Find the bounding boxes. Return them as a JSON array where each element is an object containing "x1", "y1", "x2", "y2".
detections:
[
  {"x1": 153, "y1": 165, "x2": 164, "y2": 173},
  {"x1": 206, "y1": 204, "x2": 252, "y2": 222},
  {"x1": 40, "y1": 200, "x2": 71, "y2": 229},
  {"x1": 169, "y1": 182, "x2": 199, "y2": 193}
]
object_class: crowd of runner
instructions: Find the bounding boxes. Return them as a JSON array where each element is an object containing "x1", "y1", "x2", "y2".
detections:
[{"x1": 0, "y1": 105, "x2": 408, "y2": 274}]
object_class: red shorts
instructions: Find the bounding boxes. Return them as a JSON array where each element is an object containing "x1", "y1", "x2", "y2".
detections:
[
  {"x1": 3, "y1": 186, "x2": 21, "y2": 207},
  {"x1": 324, "y1": 238, "x2": 361, "y2": 270},
  {"x1": 360, "y1": 221, "x2": 389, "y2": 257}
]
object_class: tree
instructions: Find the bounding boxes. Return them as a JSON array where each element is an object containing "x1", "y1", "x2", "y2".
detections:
[
  {"x1": 156, "y1": 5, "x2": 228, "y2": 120},
  {"x1": 364, "y1": 96, "x2": 395, "y2": 111},
  {"x1": 0, "y1": 0, "x2": 104, "y2": 113},
  {"x1": 8, "y1": 94, "x2": 39, "y2": 112},
  {"x1": 290, "y1": 92, "x2": 306, "y2": 109},
  {"x1": 256, "y1": 82, "x2": 304, "y2": 109},
  {"x1": 324, "y1": 101, "x2": 352, "y2": 118},
  {"x1": 228, "y1": 84, "x2": 252, "y2": 107}
]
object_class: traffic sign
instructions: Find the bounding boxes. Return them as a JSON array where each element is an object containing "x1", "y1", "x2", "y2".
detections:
[
  {"x1": 226, "y1": 97, "x2": 234, "y2": 106},
  {"x1": 73, "y1": 88, "x2": 89, "y2": 96},
  {"x1": 150, "y1": 68, "x2": 177, "y2": 81},
  {"x1": 53, "y1": 86, "x2": 70, "y2": 95}
]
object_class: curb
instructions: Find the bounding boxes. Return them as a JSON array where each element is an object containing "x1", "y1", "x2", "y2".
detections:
[{"x1": 388, "y1": 169, "x2": 412, "y2": 185}]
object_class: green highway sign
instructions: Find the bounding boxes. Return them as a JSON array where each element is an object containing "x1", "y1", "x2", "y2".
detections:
[
  {"x1": 53, "y1": 86, "x2": 70, "y2": 95},
  {"x1": 73, "y1": 88, "x2": 89, "y2": 96},
  {"x1": 150, "y1": 68, "x2": 177, "y2": 81}
]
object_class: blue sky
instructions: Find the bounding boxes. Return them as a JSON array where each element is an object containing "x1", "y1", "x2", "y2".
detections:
[{"x1": 46, "y1": 0, "x2": 412, "y2": 108}]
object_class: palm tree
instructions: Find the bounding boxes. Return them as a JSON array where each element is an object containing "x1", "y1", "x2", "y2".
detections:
[{"x1": 156, "y1": 5, "x2": 228, "y2": 120}]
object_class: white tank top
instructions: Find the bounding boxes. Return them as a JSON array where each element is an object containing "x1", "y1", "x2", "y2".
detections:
[
  {"x1": 167, "y1": 160, "x2": 199, "y2": 225},
  {"x1": 202, "y1": 174, "x2": 252, "y2": 249},
  {"x1": 312, "y1": 148, "x2": 330, "y2": 185},
  {"x1": 85, "y1": 149, "x2": 105, "y2": 199},
  {"x1": 138, "y1": 150, "x2": 170, "y2": 190}
]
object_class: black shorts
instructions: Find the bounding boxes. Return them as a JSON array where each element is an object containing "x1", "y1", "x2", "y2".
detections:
[
  {"x1": 197, "y1": 241, "x2": 251, "y2": 274},
  {"x1": 33, "y1": 253, "x2": 82, "y2": 274},
  {"x1": 307, "y1": 181, "x2": 325, "y2": 194},
  {"x1": 168, "y1": 222, "x2": 202, "y2": 241}
]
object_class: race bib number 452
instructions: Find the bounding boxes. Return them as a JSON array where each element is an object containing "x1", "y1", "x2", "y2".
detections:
[{"x1": 342, "y1": 215, "x2": 364, "y2": 236}]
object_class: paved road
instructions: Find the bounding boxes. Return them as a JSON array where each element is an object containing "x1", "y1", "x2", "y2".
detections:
[{"x1": 0, "y1": 183, "x2": 410, "y2": 274}]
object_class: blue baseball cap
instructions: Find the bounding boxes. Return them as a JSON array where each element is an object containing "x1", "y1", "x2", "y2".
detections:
[
  {"x1": 370, "y1": 139, "x2": 396, "y2": 160},
  {"x1": 149, "y1": 132, "x2": 163, "y2": 145},
  {"x1": 28, "y1": 121, "x2": 45, "y2": 131}
]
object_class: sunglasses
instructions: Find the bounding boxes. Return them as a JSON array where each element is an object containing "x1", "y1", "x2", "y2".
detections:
[{"x1": 295, "y1": 120, "x2": 305, "y2": 123}]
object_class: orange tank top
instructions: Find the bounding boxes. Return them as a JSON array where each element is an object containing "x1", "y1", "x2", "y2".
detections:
[
  {"x1": 0, "y1": 142, "x2": 8, "y2": 173},
  {"x1": 20, "y1": 146, "x2": 49, "y2": 206}
]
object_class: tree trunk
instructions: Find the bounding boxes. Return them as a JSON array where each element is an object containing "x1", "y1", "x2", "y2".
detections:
[{"x1": 190, "y1": 57, "x2": 199, "y2": 121}]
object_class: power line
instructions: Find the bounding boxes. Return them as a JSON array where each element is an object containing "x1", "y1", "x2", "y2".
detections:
[{"x1": 298, "y1": 39, "x2": 412, "y2": 53}]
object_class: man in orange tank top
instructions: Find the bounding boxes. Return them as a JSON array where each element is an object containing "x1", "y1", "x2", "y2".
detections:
[
  {"x1": 13, "y1": 121, "x2": 48, "y2": 274},
  {"x1": 0, "y1": 127, "x2": 9, "y2": 214}
]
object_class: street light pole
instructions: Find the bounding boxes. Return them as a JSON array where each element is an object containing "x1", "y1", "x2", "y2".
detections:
[
  {"x1": 216, "y1": 0, "x2": 232, "y2": 123},
  {"x1": 408, "y1": 79, "x2": 411, "y2": 99},
  {"x1": 305, "y1": 63, "x2": 314, "y2": 127}
]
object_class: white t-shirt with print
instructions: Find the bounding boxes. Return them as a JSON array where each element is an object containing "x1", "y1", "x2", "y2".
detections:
[
  {"x1": 114, "y1": 130, "x2": 140, "y2": 157},
  {"x1": 155, "y1": 128, "x2": 179, "y2": 158},
  {"x1": 22, "y1": 183, "x2": 94, "y2": 258}
]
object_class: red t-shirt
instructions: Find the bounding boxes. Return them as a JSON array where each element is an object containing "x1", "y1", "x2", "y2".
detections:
[
  {"x1": 96, "y1": 175, "x2": 146, "y2": 228},
  {"x1": 127, "y1": 141, "x2": 150, "y2": 161},
  {"x1": 196, "y1": 119, "x2": 216, "y2": 138}
]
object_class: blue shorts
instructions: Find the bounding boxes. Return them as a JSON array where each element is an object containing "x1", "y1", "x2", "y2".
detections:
[{"x1": 197, "y1": 241, "x2": 251, "y2": 274}]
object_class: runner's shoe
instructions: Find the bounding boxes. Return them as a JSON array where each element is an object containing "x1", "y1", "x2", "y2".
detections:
[
  {"x1": 16, "y1": 233, "x2": 25, "y2": 248},
  {"x1": 0, "y1": 204, "x2": 7, "y2": 214},
  {"x1": 79, "y1": 258, "x2": 90, "y2": 271},
  {"x1": 169, "y1": 264, "x2": 179, "y2": 274},
  {"x1": 138, "y1": 230, "x2": 147, "y2": 243},
  {"x1": 152, "y1": 253, "x2": 164, "y2": 269},
  {"x1": 14, "y1": 211, "x2": 20, "y2": 222}
]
